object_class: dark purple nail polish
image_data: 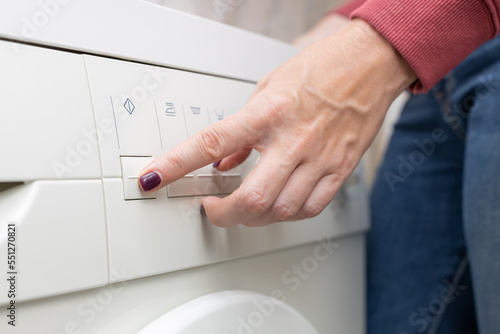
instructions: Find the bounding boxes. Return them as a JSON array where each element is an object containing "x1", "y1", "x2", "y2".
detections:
[
  {"x1": 139, "y1": 172, "x2": 161, "y2": 191},
  {"x1": 200, "y1": 205, "x2": 207, "y2": 217},
  {"x1": 213, "y1": 160, "x2": 222, "y2": 168}
]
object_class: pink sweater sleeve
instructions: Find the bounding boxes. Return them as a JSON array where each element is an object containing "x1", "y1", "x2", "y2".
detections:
[{"x1": 331, "y1": 0, "x2": 500, "y2": 93}]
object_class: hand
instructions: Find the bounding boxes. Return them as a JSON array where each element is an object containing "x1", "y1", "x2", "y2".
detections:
[
  {"x1": 138, "y1": 19, "x2": 416, "y2": 227},
  {"x1": 292, "y1": 14, "x2": 350, "y2": 48}
]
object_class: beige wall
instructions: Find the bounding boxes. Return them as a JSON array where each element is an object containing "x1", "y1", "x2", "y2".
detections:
[{"x1": 146, "y1": 0, "x2": 346, "y2": 42}]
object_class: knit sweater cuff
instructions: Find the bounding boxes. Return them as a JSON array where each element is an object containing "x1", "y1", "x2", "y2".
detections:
[{"x1": 352, "y1": 0, "x2": 498, "y2": 93}]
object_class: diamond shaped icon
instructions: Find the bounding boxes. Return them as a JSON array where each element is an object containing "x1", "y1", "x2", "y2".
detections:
[{"x1": 124, "y1": 98, "x2": 135, "y2": 115}]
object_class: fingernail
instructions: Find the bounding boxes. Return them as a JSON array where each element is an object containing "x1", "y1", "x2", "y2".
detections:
[
  {"x1": 213, "y1": 160, "x2": 222, "y2": 168},
  {"x1": 139, "y1": 172, "x2": 161, "y2": 191},
  {"x1": 200, "y1": 205, "x2": 207, "y2": 217}
]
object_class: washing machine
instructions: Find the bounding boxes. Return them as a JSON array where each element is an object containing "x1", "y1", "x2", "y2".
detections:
[{"x1": 0, "y1": 1, "x2": 369, "y2": 333}]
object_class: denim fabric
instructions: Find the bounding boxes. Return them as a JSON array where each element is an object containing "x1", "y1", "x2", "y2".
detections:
[{"x1": 368, "y1": 35, "x2": 500, "y2": 334}]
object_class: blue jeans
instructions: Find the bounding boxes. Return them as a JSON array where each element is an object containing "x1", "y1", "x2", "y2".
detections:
[{"x1": 368, "y1": 35, "x2": 500, "y2": 334}]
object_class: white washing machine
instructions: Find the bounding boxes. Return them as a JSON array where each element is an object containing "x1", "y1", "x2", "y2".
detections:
[{"x1": 0, "y1": 1, "x2": 369, "y2": 333}]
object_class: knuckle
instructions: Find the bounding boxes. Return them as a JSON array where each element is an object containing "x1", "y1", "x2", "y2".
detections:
[
  {"x1": 272, "y1": 200, "x2": 298, "y2": 221},
  {"x1": 256, "y1": 72, "x2": 272, "y2": 90},
  {"x1": 196, "y1": 128, "x2": 226, "y2": 161},
  {"x1": 301, "y1": 203, "x2": 325, "y2": 218},
  {"x1": 240, "y1": 186, "x2": 269, "y2": 216},
  {"x1": 334, "y1": 153, "x2": 359, "y2": 180},
  {"x1": 254, "y1": 92, "x2": 296, "y2": 125},
  {"x1": 256, "y1": 78, "x2": 268, "y2": 91},
  {"x1": 266, "y1": 93, "x2": 296, "y2": 117},
  {"x1": 287, "y1": 128, "x2": 316, "y2": 154}
]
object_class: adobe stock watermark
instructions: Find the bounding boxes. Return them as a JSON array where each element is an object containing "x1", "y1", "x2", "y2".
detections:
[
  {"x1": 110, "y1": 67, "x2": 171, "y2": 112},
  {"x1": 20, "y1": 0, "x2": 73, "y2": 39},
  {"x1": 384, "y1": 128, "x2": 448, "y2": 192},
  {"x1": 445, "y1": 73, "x2": 499, "y2": 132},
  {"x1": 4, "y1": 0, "x2": 72, "y2": 54},
  {"x1": 213, "y1": 0, "x2": 244, "y2": 20},
  {"x1": 224, "y1": 236, "x2": 341, "y2": 334},
  {"x1": 47, "y1": 268, "x2": 129, "y2": 334},
  {"x1": 398, "y1": 277, "x2": 468, "y2": 334},
  {"x1": 384, "y1": 72, "x2": 499, "y2": 192},
  {"x1": 51, "y1": 117, "x2": 115, "y2": 179},
  {"x1": 51, "y1": 67, "x2": 170, "y2": 179}
]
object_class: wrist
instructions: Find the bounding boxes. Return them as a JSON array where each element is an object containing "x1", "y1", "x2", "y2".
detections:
[
  {"x1": 292, "y1": 14, "x2": 349, "y2": 48},
  {"x1": 342, "y1": 19, "x2": 417, "y2": 97}
]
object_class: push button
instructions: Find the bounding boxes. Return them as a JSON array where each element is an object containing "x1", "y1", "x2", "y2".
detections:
[
  {"x1": 196, "y1": 173, "x2": 220, "y2": 196},
  {"x1": 120, "y1": 156, "x2": 157, "y2": 200},
  {"x1": 219, "y1": 173, "x2": 242, "y2": 194},
  {"x1": 167, "y1": 175, "x2": 195, "y2": 198}
]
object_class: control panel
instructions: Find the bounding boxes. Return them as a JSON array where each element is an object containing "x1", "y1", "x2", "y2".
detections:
[
  {"x1": 0, "y1": 40, "x2": 369, "y2": 302},
  {"x1": 83, "y1": 55, "x2": 256, "y2": 199},
  {"x1": 84, "y1": 54, "x2": 367, "y2": 284}
]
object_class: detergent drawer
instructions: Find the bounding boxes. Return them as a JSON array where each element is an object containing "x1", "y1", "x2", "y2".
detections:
[{"x1": 0, "y1": 40, "x2": 101, "y2": 181}]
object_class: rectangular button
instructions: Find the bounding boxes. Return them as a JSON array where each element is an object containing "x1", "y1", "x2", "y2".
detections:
[
  {"x1": 114, "y1": 98, "x2": 160, "y2": 154},
  {"x1": 196, "y1": 172, "x2": 220, "y2": 196},
  {"x1": 120, "y1": 156, "x2": 157, "y2": 200},
  {"x1": 218, "y1": 173, "x2": 242, "y2": 194},
  {"x1": 167, "y1": 175, "x2": 195, "y2": 197}
]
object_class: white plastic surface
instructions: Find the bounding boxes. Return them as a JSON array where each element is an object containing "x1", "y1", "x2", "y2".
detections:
[
  {"x1": 139, "y1": 290, "x2": 319, "y2": 334},
  {"x1": 0, "y1": 38, "x2": 369, "y2": 295},
  {"x1": 0, "y1": 181, "x2": 108, "y2": 303},
  {"x1": 0, "y1": 6, "x2": 369, "y2": 334},
  {"x1": 83, "y1": 55, "x2": 256, "y2": 178},
  {"x1": 102, "y1": 172, "x2": 368, "y2": 283},
  {"x1": 0, "y1": 0, "x2": 296, "y2": 83},
  {"x1": 0, "y1": 40, "x2": 100, "y2": 181},
  {"x1": 1, "y1": 235, "x2": 366, "y2": 334},
  {"x1": 82, "y1": 53, "x2": 370, "y2": 283},
  {"x1": 83, "y1": 55, "x2": 164, "y2": 177}
]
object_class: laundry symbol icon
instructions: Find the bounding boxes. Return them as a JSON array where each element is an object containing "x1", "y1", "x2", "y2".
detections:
[
  {"x1": 190, "y1": 106, "x2": 201, "y2": 115},
  {"x1": 165, "y1": 102, "x2": 176, "y2": 116},
  {"x1": 214, "y1": 108, "x2": 224, "y2": 121},
  {"x1": 123, "y1": 98, "x2": 135, "y2": 115}
]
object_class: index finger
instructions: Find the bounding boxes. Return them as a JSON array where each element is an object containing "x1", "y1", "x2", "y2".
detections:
[{"x1": 138, "y1": 111, "x2": 255, "y2": 191}]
